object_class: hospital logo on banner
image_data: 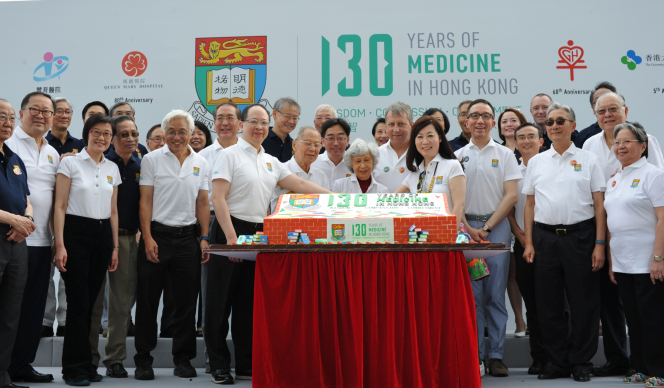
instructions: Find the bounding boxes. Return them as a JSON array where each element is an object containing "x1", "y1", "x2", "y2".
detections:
[
  {"x1": 556, "y1": 40, "x2": 586, "y2": 81},
  {"x1": 194, "y1": 36, "x2": 267, "y2": 114}
]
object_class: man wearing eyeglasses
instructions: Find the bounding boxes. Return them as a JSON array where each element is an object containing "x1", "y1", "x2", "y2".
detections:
[
  {"x1": 529, "y1": 93, "x2": 578, "y2": 151},
  {"x1": 522, "y1": 102, "x2": 606, "y2": 382},
  {"x1": 581, "y1": 92, "x2": 663, "y2": 379},
  {"x1": 45, "y1": 97, "x2": 85, "y2": 156},
  {"x1": 311, "y1": 118, "x2": 352, "y2": 189},
  {"x1": 207, "y1": 104, "x2": 331, "y2": 384},
  {"x1": 374, "y1": 102, "x2": 414, "y2": 192},
  {"x1": 270, "y1": 126, "x2": 328, "y2": 212},
  {"x1": 455, "y1": 98, "x2": 520, "y2": 378},
  {"x1": 5, "y1": 92, "x2": 60, "y2": 384},
  {"x1": 107, "y1": 102, "x2": 148, "y2": 160},
  {"x1": 574, "y1": 81, "x2": 616, "y2": 149},
  {"x1": 263, "y1": 97, "x2": 300, "y2": 163},
  {"x1": 449, "y1": 100, "x2": 473, "y2": 151}
]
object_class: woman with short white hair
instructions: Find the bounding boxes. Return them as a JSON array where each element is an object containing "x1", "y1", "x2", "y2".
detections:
[{"x1": 332, "y1": 138, "x2": 388, "y2": 194}]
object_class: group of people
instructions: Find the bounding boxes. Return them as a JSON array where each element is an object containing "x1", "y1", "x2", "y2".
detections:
[{"x1": 0, "y1": 81, "x2": 662, "y2": 387}]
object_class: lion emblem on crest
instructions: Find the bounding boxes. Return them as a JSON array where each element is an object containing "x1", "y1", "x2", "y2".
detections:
[{"x1": 198, "y1": 39, "x2": 265, "y2": 65}]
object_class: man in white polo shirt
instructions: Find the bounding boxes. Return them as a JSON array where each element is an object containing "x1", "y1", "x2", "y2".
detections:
[
  {"x1": 374, "y1": 101, "x2": 413, "y2": 192},
  {"x1": 523, "y1": 102, "x2": 606, "y2": 382},
  {"x1": 5, "y1": 91, "x2": 59, "y2": 384},
  {"x1": 197, "y1": 101, "x2": 241, "y2": 373},
  {"x1": 134, "y1": 109, "x2": 210, "y2": 381},
  {"x1": 271, "y1": 126, "x2": 328, "y2": 211},
  {"x1": 207, "y1": 104, "x2": 330, "y2": 384},
  {"x1": 581, "y1": 91, "x2": 663, "y2": 378},
  {"x1": 455, "y1": 98, "x2": 520, "y2": 378},
  {"x1": 311, "y1": 118, "x2": 352, "y2": 188}
]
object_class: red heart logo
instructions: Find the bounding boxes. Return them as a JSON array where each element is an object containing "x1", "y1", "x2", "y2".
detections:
[{"x1": 558, "y1": 46, "x2": 584, "y2": 66}]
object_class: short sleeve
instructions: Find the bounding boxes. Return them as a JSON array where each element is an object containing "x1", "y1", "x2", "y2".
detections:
[
  {"x1": 139, "y1": 154, "x2": 155, "y2": 186},
  {"x1": 588, "y1": 155, "x2": 607, "y2": 192},
  {"x1": 57, "y1": 156, "x2": 73, "y2": 178},
  {"x1": 646, "y1": 169, "x2": 664, "y2": 207},
  {"x1": 198, "y1": 158, "x2": 209, "y2": 191},
  {"x1": 503, "y1": 150, "x2": 522, "y2": 181},
  {"x1": 212, "y1": 149, "x2": 234, "y2": 183},
  {"x1": 276, "y1": 160, "x2": 292, "y2": 182},
  {"x1": 448, "y1": 159, "x2": 465, "y2": 180},
  {"x1": 521, "y1": 158, "x2": 536, "y2": 195}
]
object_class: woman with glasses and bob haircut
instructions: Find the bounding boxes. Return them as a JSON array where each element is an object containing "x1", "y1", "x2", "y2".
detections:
[
  {"x1": 53, "y1": 113, "x2": 121, "y2": 386},
  {"x1": 395, "y1": 115, "x2": 466, "y2": 230}
]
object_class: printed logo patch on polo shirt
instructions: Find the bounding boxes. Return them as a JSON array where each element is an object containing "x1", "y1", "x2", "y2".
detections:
[
  {"x1": 137, "y1": 150, "x2": 142, "y2": 160},
  {"x1": 399, "y1": 167, "x2": 405, "y2": 173},
  {"x1": 73, "y1": 149, "x2": 78, "y2": 153},
  {"x1": 107, "y1": 176, "x2": 113, "y2": 184},
  {"x1": 631, "y1": 179, "x2": 640, "y2": 188},
  {"x1": 47, "y1": 155, "x2": 54, "y2": 164},
  {"x1": 267, "y1": 163, "x2": 273, "y2": 172},
  {"x1": 194, "y1": 167, "x2": 200, "y2": 176},
  {"x1": 435, "y1": 176, "x2": 443, "y2": 184},
  {"x1": 611, "y1": 180, "x2": 616, "y2": 187},
  {"x1": 574, "y1": 164, "x2": 582, "y2": 172},
  {"x1": 135, "y1": 173, "x2": 140, "y2": 182},
  {"x1": 491, "y1": 159, "x2": 499, "y2": 168},
  {"x1": 13, "y1": 165, "x2": 22, "y2": 175}
]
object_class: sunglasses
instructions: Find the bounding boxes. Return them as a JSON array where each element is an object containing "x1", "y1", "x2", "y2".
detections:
[{"x1": 545, "y1": 118, "x2": 574, "y2": 127}]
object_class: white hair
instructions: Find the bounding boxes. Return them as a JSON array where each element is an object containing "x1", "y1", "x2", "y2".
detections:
[
  {"x1": 594, "y1": 91, "x2": 626, "y2": 111},
  {"x1": 315, "y1": 104, "x2": 337, "y2": 118},
  {"x1": 295, "y1": 126, "x2": 319, "y2": 140},
  {"x1": 162, "y1": 109, "x2": 195, "y2": 132},
  {"x1": 343, "y1": 138, "x2": 380, "y2": 173}
]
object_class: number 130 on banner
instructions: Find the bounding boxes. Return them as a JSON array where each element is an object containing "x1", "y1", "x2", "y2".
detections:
[{"x1": 321, "y1": 34, "x2": 393, "y2": 97}]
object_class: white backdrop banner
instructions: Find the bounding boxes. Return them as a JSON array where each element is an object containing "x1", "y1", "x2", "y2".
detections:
[{"x1": 1, "y1": 0, "x2": 662, "y2": 145}]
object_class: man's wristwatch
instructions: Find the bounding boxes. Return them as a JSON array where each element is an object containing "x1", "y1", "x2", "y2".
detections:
[
  {"x1": 654, "y1": 255, "x2": 663, "y2": 262},
  {"x1": 24, "y1": 215, "x2": 34, "y2": 222},
  {"x1": 200, "y1": 236, "x2": 210, "y2": 242},
  {"x1": 482, "y1": 225, "x2": 492, "y2": 233}
]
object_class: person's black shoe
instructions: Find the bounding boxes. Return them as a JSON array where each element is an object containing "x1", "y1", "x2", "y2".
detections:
[
  {"x1": 88, "y1": 373, "x2": 103, "y2": 383},
  {"x1": 174, "y1": 362, "x2": 197, "y2": 378},
  {"x1": 592, "y1": 361, "x2": 631, "y2": 377},
  {"x1": 12, "y1": 368, "x2": 54, "y2": 382},
  {"x1": 134, "y1": 365, "x2": 154, "y2": 380},
  {"x1": 64, "y1": 375, "x2": 91, "y2": 386},
  {"x1": 106, "y1": 363, "x2": 128, "y2": 378},
  {"x1": 205, "y1": 363, "x2": 211, "y2": 374},
  {"x1": 56, "y1": 325, "x2": 65, "y2": 336},
  {"x1": 235, "y1": 370, "x2": 252, "y2": 380},
  {"x1": 538, "y1": 364, "x2": 570, "y2": 380},
  {"x1": 528, "y1": 359, "x2": 547, "y2": 375},
  {"x1": 211, "y1": 369, "x2": 234, "y2": 385},
  {"x1": 2, "y1": 383, "x2": 30, "y2": 388},
  {"x1": 572, "y1": 369, "x2": 591, "y2": 382},
  {"x1": 41, "y1": 325, "x2": 54, "y2": 338}
]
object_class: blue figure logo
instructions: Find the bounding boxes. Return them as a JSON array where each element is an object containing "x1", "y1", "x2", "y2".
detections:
[
  {"x1": 621, "y1": 50, "x2": 642, "y2": 71},
  {"x1": 33, "y1": 52, "x2": 69, "y2": 82}
]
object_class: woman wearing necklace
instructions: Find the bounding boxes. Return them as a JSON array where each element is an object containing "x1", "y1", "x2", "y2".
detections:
[{"x1": 396, "y1": 115, "x2": 466, "y2": 231}]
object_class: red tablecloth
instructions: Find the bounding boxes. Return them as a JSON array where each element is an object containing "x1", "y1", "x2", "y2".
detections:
[{"x1": 253, "y1": 251, "x2": 480, "y2": 388}]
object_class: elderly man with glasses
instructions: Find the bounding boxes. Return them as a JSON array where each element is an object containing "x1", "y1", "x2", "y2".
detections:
[
  {"x1": 270, "y1": 126, "x2": 329, "y2": 212},
  {"x1": 263, "y1": 97, "x2": 300, "y2": 163},
  {"x1": 311, "y1": 118, "x2": 353, "y2": 188}
]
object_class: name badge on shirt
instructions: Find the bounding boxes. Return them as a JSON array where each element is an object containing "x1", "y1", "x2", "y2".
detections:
[
  {"x1": 491, "y1": 159, "x2": 499, "y2": 168},
  {"x1": 436, "y1": 176, "x2": 443, "y2": 184},
  {"x1": 48, "y1": 155, "x2": 54, "y2": 164},
  {"x1": 267, "y1": 163, "x2": 273, "y2": 172},
  {"x1": 13, "y1": 165, "x2": 22, "y2": 175},
  {"x1": 107, "y1": 176, "x2": 114, "y2": 185},
  {"x1": 631, "y1": 179, "x2": 640, "y2": 188},
  {"x1": 194, "y1": 167, "x2": 200, "y2": 176}
]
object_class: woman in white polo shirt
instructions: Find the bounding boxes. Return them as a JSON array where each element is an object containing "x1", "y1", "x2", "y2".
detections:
[
  {"x1": 604, "y1": 123, "x2": 664, "y2": 387},
  {"x1": 396, "y1": 115, "x2": 466, "y2": 229},
  {"x1": 53, "y1": 114, "x2": 121, "y2": 386},
  {"x1": 332, "y1": 138, "x2": 388, "y2": 194}
]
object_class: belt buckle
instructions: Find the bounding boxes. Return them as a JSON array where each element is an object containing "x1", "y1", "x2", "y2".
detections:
[
  {"x1": 556, "y1": 228, "x2": 566, "y2": 236},
  {"x1": 176, "y1": 227, "x2": 183, "y2": 235},
  {"x1": 481, "y1": 215, "x2": 489, "y2": 222}
]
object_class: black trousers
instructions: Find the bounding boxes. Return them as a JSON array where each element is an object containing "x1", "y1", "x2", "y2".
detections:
[
  {"x1": 159, "y1": 275, "x2": 175, "y2": 337},
  {"x1": 513, "y1": 239, "x2": 546, "y2": 363},
  {"x1": 60, "y1": 215, "x2": 112, "y2": 380},
  {"x1": 134, "y1": 222, "x2": 199, "y2": 367},
  {"x1": 533, "y1": 221, "x2": 600, "y2": 374},
  {"x1": 204, "y1": 216, "x2": 261, "y2": 373},
  {"x1": 615, "y1": 272, "x2": 664, "y2": 377},
  {"x1": 0, "y1": 224, "x2": 28, "y2": 387},
  {"x1": 8, "y1": 246, "x2": 51, "y2": 377},
  {"x1": 598, "y1": 261, "x2": 630, "y2": 367}
]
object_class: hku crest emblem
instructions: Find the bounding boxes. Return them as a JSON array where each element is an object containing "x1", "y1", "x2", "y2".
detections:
[
  {"x1": 135, "y1": 173, "x2": 140, "y2": 182},
  {"x1": 266, "y1": 163, "x2": 272, "y2": 172},
  {"x1": 631, "y1": 179, "x2": 640, "y2": 188},
  {"x1": 289, "y1": 194, "x2": 320, "y2": 209},
  {"x1": 435, "y1": 176, "x2": 443, "y2": 185},
  {"x1": 195, "y1": 36, "x2": 267, "y2": 115},
  {"x1": 47, "y1": 155, "x2": 54, "y2": 164},
  {"x1": 574, "y1": 164, "x2": 582, "y2": 172},
  {"x1": 13, "y1": 165, "x2": 22, "y2": 175},
  {"x1": 194, "y1": 167, "x2": 200, "y2": 176},
  {"x1": 491, "y1": 159, "x2": 499, "y2": 168},
  {"x1": 331, "y1": 224, "x2": 345, "y2": 241},
  {"x1": 107, "y1": 176, "x2": 113, "y2": 185}
]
